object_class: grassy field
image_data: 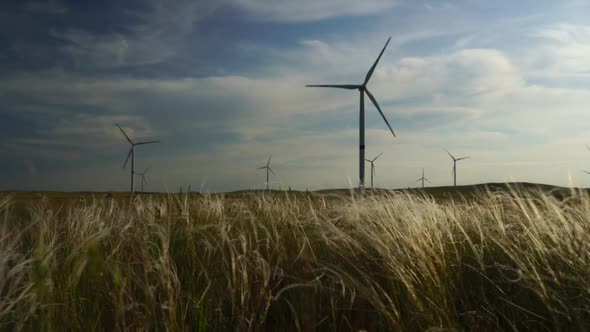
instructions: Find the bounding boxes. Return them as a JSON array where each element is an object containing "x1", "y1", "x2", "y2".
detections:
[{"x1": 1, "y1": 183, "x2": 590, "y2": 330}]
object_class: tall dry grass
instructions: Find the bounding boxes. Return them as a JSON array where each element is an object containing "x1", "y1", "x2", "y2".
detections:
[{"x1": 1, "y1": 187, "x2": 590, "y2": 331}]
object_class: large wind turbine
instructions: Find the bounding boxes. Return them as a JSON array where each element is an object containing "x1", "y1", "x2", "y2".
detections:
[
  {"x1": 444, "y1": 148, "x2": 469, "y2": 187},
  {"x1": 116, "y1": 124, "x2": 160, "y2": 193},
  {"x1": 257, "y1": 155, "x2": 276, "y2": 191},
  {"x1": 416, "y1": 168, "x2": 431, "y2": 188},
  {"x1": 306, "y1": 37, "x2": 396, "y2": 191},
  {"x1": 136, "y1": 166, "x2": 151, "y2": 192},
  {"x1": 365, "y1": 152, "x2": 383, "y2": 188}
]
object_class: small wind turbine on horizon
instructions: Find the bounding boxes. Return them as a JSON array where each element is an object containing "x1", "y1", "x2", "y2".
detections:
[
  {"x1": 365, "y1": 152, "x2": 382, "y2": 188},
  {"x1": 416, "y1": 168, "x2": 431, "y2": 188},
  {"x1": 444, "y1": 148, "x2": 469, "y2": 187},
  {"x1": 583, "y1": 146, "x2": 590, "y2": 175},
  {"x1": 257, "y1": 155, "x2": 276, "y2": 191},
  {"x1": 306, "y1": 37, "x2": 396, "y2": 192},
  {"x1": 116, "y1": 124, "x2": 160, "y2": 193},
  {"x1": 136, "y1": 166, "x2": 150, "y2": 192}
]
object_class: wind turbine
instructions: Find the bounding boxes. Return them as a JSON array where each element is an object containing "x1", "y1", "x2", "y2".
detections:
[
  {"x1": 136, "y1": 166, "x2": 151, "y2": 192},
  {"x1": 306, "y1": 37, "x2": 396, "y2": 192},
  {"x1": 582, "y1": 146, "x2": 590, "y2": 175},
  {"x1": 365, "y1": 152, "x2": 382, "y2": 188},
  {"x1": 443, "y1": 148, "x2": 469, "y2": 187},
  {"x1": 257, "y1": 155, "x2": 276, "y2": 191},
  {"x1": 416, "y1": 168, "x2": 431, "y2": 188},
  {"x1": 116, "y1": 124, "x2": 160, "y2": 193}
]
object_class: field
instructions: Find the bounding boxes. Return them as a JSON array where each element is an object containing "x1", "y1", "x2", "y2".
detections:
[{"x1": 1, "y1": 183, "x2": 590, "y2": 331}]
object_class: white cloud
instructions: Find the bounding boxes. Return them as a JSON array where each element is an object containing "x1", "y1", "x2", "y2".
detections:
[
  {"x1": 528, "y1": 24, "x2": 590, "y2": 76},
  {"x1": 369, "y1": 48, "x2": 524, "y2": 106}
]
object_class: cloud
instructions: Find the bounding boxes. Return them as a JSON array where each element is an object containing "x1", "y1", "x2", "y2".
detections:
[
  {"x1": 6, "y1": 9, "x2": 590, "y2": 191},
  {"x1": 49, "y1": 0, "x2": 220, "y2": 68},
  {"x1": 528, "y1": 24, "x2": 590, "y2": 76},
  {"x1": 269, "y1": 36, "x2": 525, "y2": 109},
  {"x1": 0, "y1": 44, "x2": 564, "y2": 165},
  {"x1": 22, "y1": 0, "x2": 67, "y2": 14},
  {"x1": 51, "y1": 30, "x2": 141, "y2": 68},
  {"x1": 233, "y1": 0, "x2": 399, "y2": 22},
  {"x1": 368, "y1": 48, "x2": 524, "y2": 106}
]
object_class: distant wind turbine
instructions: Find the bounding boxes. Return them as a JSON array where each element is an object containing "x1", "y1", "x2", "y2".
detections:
[
  {"x1": 416, "y1": 168, "x2": 431, "y2": 188},
  {"x1": 257, "y1": 155, "x2": 276, "y2": 191},
  {"x1": 583, "y1": 146, "x2": 590, "y2": 175},
  {"x1": 365, "y1": 152, "x2": 383, "y2": 188},
  {"x1": 136, "y1": 166, "x2": 151, "y2": 192},
  {"x1": 116, "y1": 124, "x2": 160, "y2": 193},
  {"x1": 443, "y1": 148, "x2": 469, "y2": 187},
  {"x1": 306, "y1": 37, "x2": 396, "y2": 192}
]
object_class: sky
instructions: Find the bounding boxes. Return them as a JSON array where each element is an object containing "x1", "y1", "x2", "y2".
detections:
[{"x1": 1, "y1": 0, "x2": 590, "y2": 192}]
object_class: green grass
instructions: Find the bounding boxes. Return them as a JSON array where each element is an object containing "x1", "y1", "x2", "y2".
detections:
[{"x1": 1, "y1": 184, "x2": 590, "y2": 330}]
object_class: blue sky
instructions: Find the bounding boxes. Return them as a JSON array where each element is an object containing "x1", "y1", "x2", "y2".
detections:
[{"x1": 2, "y1": 0, "x2": 590, "y2": 192}]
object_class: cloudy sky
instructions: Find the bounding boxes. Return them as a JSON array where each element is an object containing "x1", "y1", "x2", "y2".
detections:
[{"x1": 1, "y1": 0, "x2": 590, "y2": 192}]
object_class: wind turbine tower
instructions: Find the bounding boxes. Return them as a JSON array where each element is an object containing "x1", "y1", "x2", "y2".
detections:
[
  {"x1": 116, "y1": 124, "x2": 160, "y2": 193},
  {"x1": 257, "y1": 155, "x2": 276, "y2": 191},
  {"x1": 365, "y1": 152, "x2": 382, "y2": 188},
  {"x1": 444, "y1": 148, "x2": 469, "y2": 187},
  {"x1": 306, "y1": 37, "x2": 396, "y2": 192}
]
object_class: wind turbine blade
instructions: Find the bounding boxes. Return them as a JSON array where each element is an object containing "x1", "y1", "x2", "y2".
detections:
[
  {"x1": 365, "y1": 159, "x2": 372, "y2": 162},
  {"x1": 363, "y1": 37, "x2": 391, "y2": 85},
  {"x1": 144, "y1": 166, "x2": 151, "y2": 174},
  {"x1": 457, "y1": 156, "x2": 470, "y2": 161},
  {"x1": 269, "y1": 167, "x2": 276, "y2": 176},
  {"x1": 123, "y1": 148, "x2": 132, "y2": 168},
  {"x1": 442, "y1": 147, "x2": 455, "y2": 160},
  {"x1": 116, "y1": 123, "x2": 133, "y2": 144},
  {"x1": 305, "y1": 84, "x2": 361, "y2": 89},
  {"x1": 267, "y1": 155, "x2": 272, "y2": 167},
  {"x1": 135, "y1": 140, "x2": 160, "y2": 146},
  {"x1": 373, "y1": 165, "x2": 376, "y2": 177},
  {"x1": 425, "y1": 178, "x2": 432, "y2": 184},
  {"x1": 416, "y1": 178, "x2": 422, "y2": 182},
  {"x1": 257, "y1": 166, "x2": 266, "y2": 170},
  {"x1": 365, "y1": 89, "x2": 396, "y2": 138},
  {"x1": 583, "y1": 170, "x2": 590, "y2": 175},
  {"x1": 587, "y1": 145, "x2": 590, "y2": 152},
  {"x1": 373, "y1": 152, "x2": 383, "y2": 161}
]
